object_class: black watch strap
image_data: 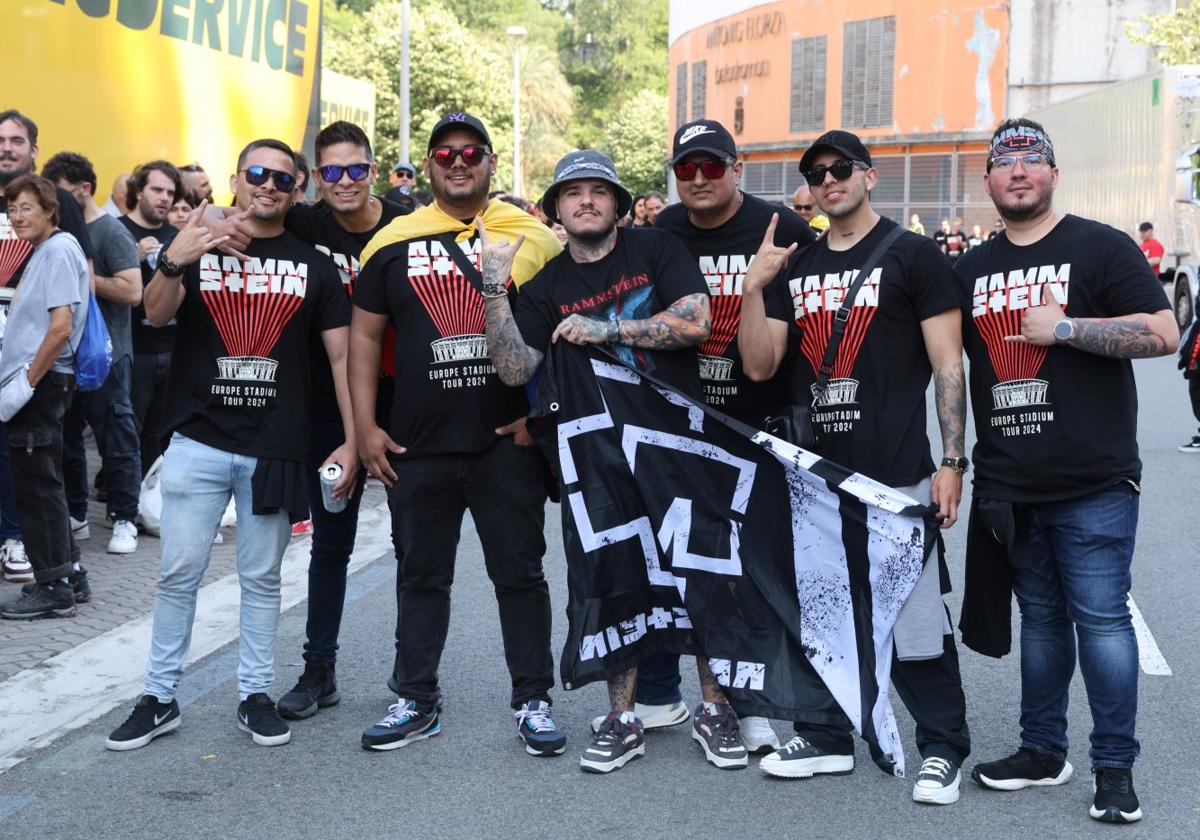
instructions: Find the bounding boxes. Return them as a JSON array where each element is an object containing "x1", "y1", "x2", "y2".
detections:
[
  {"x1": 158, "y1": 251, "x2": 185, "y2": 278},
  {"x1": 941, "y1": 456, "x2": 969, "y2": 475}
]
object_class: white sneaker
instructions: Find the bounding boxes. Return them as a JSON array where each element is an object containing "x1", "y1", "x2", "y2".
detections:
[
  {"x1": 1, "y1": 539, "x2": 33, "y2": 583},
  {"x1": 70, "y1": 516, "x2": 90, "y2": 541},
  {"x1": 739, "y1": 715, "x2": 781, "y2": 754},
  {"x1": 107, "y1": 520, "x2": 138, "y2": 554},
  {"x1": 912, "y1": 756, "x2": 961, "y2": 805},
  {"x1": 591, "y1": 699, "x2": 690, "y2": 733}
]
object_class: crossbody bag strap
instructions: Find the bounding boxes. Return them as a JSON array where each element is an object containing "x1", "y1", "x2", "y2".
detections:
[
  {"x1": 436, "y1": 232, "x2": 487, "y2": 292},
  {"x1": 810, "y1": 224, "x2": 906, "y2": 404}
]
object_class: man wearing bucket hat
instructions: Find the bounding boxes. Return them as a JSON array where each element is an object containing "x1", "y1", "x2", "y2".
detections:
[{"x1": 482, "y1": 149, "x2": 730, "y2": 774}]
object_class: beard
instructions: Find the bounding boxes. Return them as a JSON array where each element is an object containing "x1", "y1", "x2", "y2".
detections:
[
  {"x1": 0, "y1": 159, "x2": 34, "y2": 188},
  {"x1": 996, "y1": 190, "x2": 1053, "y2": 223},
  {"x1": 435, "y1": 169, "x2": 491, "y2": 209}
]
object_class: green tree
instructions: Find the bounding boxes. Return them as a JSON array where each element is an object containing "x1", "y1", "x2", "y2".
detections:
[
  {"x1": 600, "y1": 89, "x2": 668, "y2": 195},
  {"x1": 1126, "y1": 4, "x2": 1200, "y2": 64}
]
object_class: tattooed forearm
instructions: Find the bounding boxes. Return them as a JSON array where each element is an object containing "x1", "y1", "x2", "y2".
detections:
[
  {"x1": 484, "y1": 295, "x2": 544, "y2": 386},
  {"x1": 616, "y1": 293, "x2": 711, "y2": 350},
  {"x1": 696, "y1": 659, "x2": 729, "y2": 704},
  {"x1": 1069, "y1": 317, "x2": 1169, "y2": 359},
  {"x1": 608, "y1": 668, "x2": 638, "y2": 712},
  {"x1": 934, "y1": 362, "x2": 966, "y2": 458}
]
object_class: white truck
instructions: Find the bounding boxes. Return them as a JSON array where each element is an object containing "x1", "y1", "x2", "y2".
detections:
[{"x1": 1028, "y1": 64, "x2": 1200, "y2": 330}]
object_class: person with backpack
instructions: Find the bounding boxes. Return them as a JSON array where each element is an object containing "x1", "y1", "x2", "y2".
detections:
[{"x1": 0, "y1": 174, "x2": 91, "y2": 619}]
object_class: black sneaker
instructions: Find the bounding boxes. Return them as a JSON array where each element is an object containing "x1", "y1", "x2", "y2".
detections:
[
  {"x1": 691, "y1": 703, "x2": 748, "y2": 770},
  {"x1": 580, "y1": 712, "x2": 645, "y2": 773},
  {"x1": 1179, "y1": 436, "x2": 1200, "y2": 454},
  {"x1": 70, "y1": 566, "x2": 91, "y2": 604},
  {"x1": 972, "y1": 747, "x2": 1073, "y2": 791},
  {"x1": 0, "y1": 581, "x2": 76, "y2": 620},
  {"x1": 237, "y1": 693, "x2": 291, "y2": 746},
  {"x1": 361, "y1": 699, "x2": 440, "y2": 751},
  {"x1": 105, "y1": 695, "x2": 181, "y2": 751},
  {"x1": 278, "y1": 660, "x2": 339, "y2": 720},
  {"x1": 1090, "y1": 767, "x2": 1142, "y2": 823},
  {"x1": 514, "y1": 700, "x2": 567, "y2": 756},
  {"x1": 758, "y1": 735, "x2": 854, "y2": 778},
  {"x1": 912, "y1": 756, "x2": 961, "y2": 804}
]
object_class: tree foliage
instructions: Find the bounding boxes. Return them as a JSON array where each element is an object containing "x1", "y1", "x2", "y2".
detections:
[
  {"x1": 1125, "y1": 4, "x2": 1200, "y2": 64},
  {"x1": 600, "y1": 89, "x2": 668, "y2": 195}
]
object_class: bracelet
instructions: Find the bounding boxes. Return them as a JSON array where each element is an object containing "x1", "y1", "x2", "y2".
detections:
[{"x1": 480, "y1": 284, "x2": 507, "y2": 299}]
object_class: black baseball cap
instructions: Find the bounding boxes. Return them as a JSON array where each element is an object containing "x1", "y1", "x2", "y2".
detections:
[
  {"x1": 670, "y1": 119, "x2": 738, "y2": 164},
  {"x1": 799, "y1": 130, "x2": 873, "y2": 173},
  {"x1": 427, "y1": 111, "x2": 492, "y2": 151},
  {"x1": 540, "y1": 149, "x2": 634, "y2": 225}
]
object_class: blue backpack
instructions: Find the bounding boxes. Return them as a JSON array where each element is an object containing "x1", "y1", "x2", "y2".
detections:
[{"x1": 73, "y1": 289, "x2": 112, "y2": 392}]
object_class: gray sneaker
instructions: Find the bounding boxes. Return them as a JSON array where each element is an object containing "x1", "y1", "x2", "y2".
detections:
[
  {"x1": 0, "y1": 581, "x2": 76, "y2": 620},
  {"x1": 691, "y1": 703, "x2": 748, "y2": 769}
]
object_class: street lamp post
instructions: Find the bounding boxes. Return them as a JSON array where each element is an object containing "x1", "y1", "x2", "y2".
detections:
[
  {"x1": 399, "y1": 0, "x2": 411, "y2": 164},
  {"x1": 506, "y1": 25, "x2": 527, "y2": 196}
]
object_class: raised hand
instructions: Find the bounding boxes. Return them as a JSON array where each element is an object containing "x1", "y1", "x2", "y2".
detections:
[
  {"x1": 1004, "y1": 287, "x2": 1065, "y2": 346},
  {"x1": 476, "y1": 215, "x2": 525, "y2": 288},
  {"x1": 742, "y1": 213, "x2": 798, "y2": 296},
  {"x1": 163, "y1": 200, "x2": 229, "y2": 268},
  {"x1": 207, "y1": 206, "x2": 254, "y2": 261}
]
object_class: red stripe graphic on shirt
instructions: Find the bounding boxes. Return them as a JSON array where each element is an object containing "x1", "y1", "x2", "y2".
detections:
[
  {"x1": 701, "y1": 295, "x2": 740, "y2": 357},
  {"x1": 974, "y1": 307, "x2": 1048, "y2": 383},
  {"x1": 796, "y1": 303, "x2": 877, "y2": 378},
  {"x1": 0, "y1": 222, "x2": 32, "y2": 287},
  {"x1": 409, "y1": 269, "x2": 485, "y2": 338}
]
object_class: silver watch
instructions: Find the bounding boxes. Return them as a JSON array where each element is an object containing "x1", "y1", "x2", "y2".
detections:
[{"x1": 1053, "y1": 318, "x2": 1075, "y2": 343}]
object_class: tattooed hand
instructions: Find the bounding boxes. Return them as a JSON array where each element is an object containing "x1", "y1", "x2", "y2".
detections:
[
  {"x1": 552, "y1": 313, "x2": 611, "y2": 345},
  {"x1": 476, "y1": 215, "x2": 525, "y2": 289},
  {"x1": 743, "y1": 212, "x2": 798, "y2": 296}
]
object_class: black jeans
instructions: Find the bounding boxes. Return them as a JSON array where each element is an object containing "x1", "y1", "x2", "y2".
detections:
[
  {"x1": 794, "y1": 626, "x2": 971, "y2": 764},
  {"x1": 63, "y1": 355, "x2": 141, "y2": 522},
  {"x1": 1190, "y1": 376, "x2": 1200, "y2": 431},
  {"x1": 386, "y1": 437, "x2": 553, "y2": 709},
  {"x1": 131, "y1": 350, "x2": 171, "y2": 477},
  {"x1": 301, "y1": 420, "x2": 367, "y2": 665},
  {"x1": 7, "y1": 371, "x2": 75, "y2": 583}
]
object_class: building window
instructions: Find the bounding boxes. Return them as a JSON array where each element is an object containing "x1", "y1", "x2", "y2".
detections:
[
  {"x1": 790, "y1": 36, "x2": 826, "y2": 133},
  {"x1": 841, "y1": 16, "x2": 895, "y2": 129},
  {"x1": 676, "y1": 62, "x2": 688, "y2": 130},
  {"x1": 691, "y1": 61, "x2": 707, "y2": 121}
]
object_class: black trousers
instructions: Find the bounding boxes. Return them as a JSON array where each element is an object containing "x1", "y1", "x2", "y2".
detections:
[
  {"x1": 63, "y1": 355, "x2": 141, "y2": 522},
  {"x1": 386, "y1": 437, "x2": 553, "y2": 709},
  {"x1": 7, "y1": 372, "x2": 75, "y2": 583},
  {"x1": 1190, "y1": 376, "x2": 1200, "y2": 431},
  {"x1": 794, "y1": 624, "x2": 971, "y2": 764},
  {"x1": 131, "y1": 350, "x2": 171, "y2": 477}
]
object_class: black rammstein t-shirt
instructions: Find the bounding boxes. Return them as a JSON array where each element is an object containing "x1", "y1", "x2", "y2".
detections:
[
  {"x1": 119, "y1": 216, "x2": 178, "y2": 354},
  {"x1": 954, "y1": 214, "x2": 1170, "y2": 502},
  {"x1": 765, "y1": 217, "x2": 958, "y2": 486},
  {"x1": 655, "y1": 193, "x2": 815, "y2": 423}
]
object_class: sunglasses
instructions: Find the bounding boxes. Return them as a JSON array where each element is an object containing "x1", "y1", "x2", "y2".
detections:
[
  {"x1": 987, "y1": 152, "x2": 1051, "y2": 172},
  {"x1": 800, "y1": 159, "x2": 866, "y2": 187},
  {"x1": 317, "y1": 163, "x2": 372, "y2": 183},
  {"x1": 672, "y1": 158, "x2": 729, "y2": 181},
  {"x1": 240, "y1": 165, "x2": 297, "y2": 192},
  {"x1": 794, "y1": 203, "x2": 814, "y2": 212},
  {"x1": 430, "y1": 145, "x2": 490, "y2": 168}
]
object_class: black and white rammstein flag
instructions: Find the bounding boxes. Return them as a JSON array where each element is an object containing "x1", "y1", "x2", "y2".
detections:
[{"x1": 533, "y1": 344, "x2": 936, "y2": 776}]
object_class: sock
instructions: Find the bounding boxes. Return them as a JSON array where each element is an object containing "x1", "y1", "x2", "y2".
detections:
[{"x1": 703, "y1": 701, "x2": 722, "y2": 715}]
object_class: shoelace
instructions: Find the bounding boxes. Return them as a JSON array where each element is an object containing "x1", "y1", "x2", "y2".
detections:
[
  {"x1": 382, "y1": 701, "x2": 419, "y2": 725},
  {"x1": 919, "y1": 757, "x2": 953, "y2": 780},
  {"x1": 778, "y1": 736, "x2": 812, "y2": 755},
  {"x1": 704, "y1": 708, "x2": 742, "y2": 746},
  {"x1": 593, "y1": 713, "x2": 630, "y2": 747},
  {"x1": 515, "y1": 704, "x2": 557, "y2": 733},
  {"x1": 1095, "y1": 769, "x2": 1132, "y2": 795}
]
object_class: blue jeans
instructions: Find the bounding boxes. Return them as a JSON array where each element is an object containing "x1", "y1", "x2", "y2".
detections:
[
  {"x1": 144, "y1": 434, "x2": 291, "y2": 701},
  {"x1": 0, "y1": 423, "x2": 21, "y2": 541},
  {"x1": 1013, "y1": 483, "x2": 1141, "y2": 769}
]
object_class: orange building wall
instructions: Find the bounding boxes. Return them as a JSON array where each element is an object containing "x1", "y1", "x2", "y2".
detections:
[{"x1": 668, "y1": 0, "x2": 1010, "y2": 149}]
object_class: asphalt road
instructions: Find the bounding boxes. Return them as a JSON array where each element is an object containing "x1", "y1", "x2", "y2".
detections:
[{"x1": 0, "y1": 353, "x2": 1196, "y2": 840}]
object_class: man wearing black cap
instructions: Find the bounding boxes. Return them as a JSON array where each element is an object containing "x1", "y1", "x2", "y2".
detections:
[
  {"x1": 738, "y1": 129, "x2": 971, "y2": 804},
  {"x1": 638, "y1": 119, "x2": 815, "y2": 756},
  {"x1": 483, "y1": 149, "x2": 725, "y2": 774},
  {"x1": 350, "y1": 111, "x2": 565, "y2": 757}
]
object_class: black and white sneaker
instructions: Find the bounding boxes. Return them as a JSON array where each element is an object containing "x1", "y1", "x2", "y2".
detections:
[
  {"x1": 691, "y1": 703, "x2": 748, "y2": 769},
  {"x1": 972, "y1": 747, "x2": 1073, "y2": 790},
  {"x1": 1090, "y1": 767, "x2": 1142, "y2": 823},
  {"x1": 278, "y1": 660, "x2": 339, "y2": 720},
  {"x1": 70, "y1": 566, "x2": 91, "y2": 604},
  {"x1": 237, "y1": 693, "x2": 291, "y2": 746},
  {"x1": 0, "y1": 581, "x2": 76, "y2": 620},
  {"x1": 912, "y1": 756, "x2": 961, "y2": 804},
  {"x1": 514, "y1": 700, "x2": 567, "y2": 756},
  {"x1": 580, "y1": 712, "x2": 645, "y2": 773},
  {"x1": 105, "y1": 695, "x2": 181, "y2": 751},
  {"x1": 361, "y1": 699, "x2": 440, "y2": 751},
  {"x1": 1179, "y1": 436, "x2": 1200, "y2": 453},
  {"x1": 759, "y1": 735, "x2": 854, "y2": 778}
]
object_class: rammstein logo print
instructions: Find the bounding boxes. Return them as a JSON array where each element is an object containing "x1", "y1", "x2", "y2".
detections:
[{"x1": 407, "y1": 239, "x2": 490, "y2": 363}]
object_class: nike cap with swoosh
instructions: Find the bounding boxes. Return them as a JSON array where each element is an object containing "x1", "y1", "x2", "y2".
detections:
[{"x1": 670, "y1": 119, "x2": 737, "y2": 165}]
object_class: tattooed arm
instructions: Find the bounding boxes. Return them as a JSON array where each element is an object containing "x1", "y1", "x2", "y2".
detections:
[
  {"x1": 607, "y1": 668, "x2": 638, "y2": 713},
  {"x1": 553, "y1": 293, "x2": 711, "y2": 350},
  {"x1": 696, "y1": 659, "x2": 730, "y2": 704},
  {"x1": 921, "y1": 308, "x2": 966, "y2": 529},
  {"x1": 484, "y1": 294, "x2": 545, "y2": 386},
  {"x1": 1067, "y1": 312, "x2": 1179, "y2": 358}
]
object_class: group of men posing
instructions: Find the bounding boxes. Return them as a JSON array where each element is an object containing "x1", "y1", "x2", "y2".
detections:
[{"x1": 7, "y1": 107, "x2": 1167, "y2": 825}]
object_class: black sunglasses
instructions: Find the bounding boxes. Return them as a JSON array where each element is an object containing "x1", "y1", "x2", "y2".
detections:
[
  {"x1": 430, "y1": 145, "x2": 490, "y2": 168},
  {"x1": 240, "y1": 165, "x2": 297, "y2": 192},
  {"x1": 800, "y1": 159, "x2": 865, "y2": 187},
  {"x1": 317, "y1": 163, "x2": 372, "y2": 183},
  {"x1": 794, "y1": 203, "x2": 814, "y2": 212}
]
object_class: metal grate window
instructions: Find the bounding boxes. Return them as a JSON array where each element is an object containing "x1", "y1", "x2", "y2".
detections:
[
  {"x1": 691, "y1": 61, "x2": 707, "y2": 121},
  {"x1": 841, "y1": 16, "x2": 895, "y2": 129},
  {"x1": 676, "y1": 63, "x2": 688, "y2": 130},
  {"x1": 742, "y1": 161, "x2": 787, "y2": 198},
  {"x1": 789, "y1": 36, "x2": 826, "y2": 133}
]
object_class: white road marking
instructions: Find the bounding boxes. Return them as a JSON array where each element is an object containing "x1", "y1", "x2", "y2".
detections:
[
  {"x1": 1128, "y1": 596, "x2": 1172, "y2": 676},
  {"x1": 0, "y1": 500, "x2": 394, "y2": 774}
]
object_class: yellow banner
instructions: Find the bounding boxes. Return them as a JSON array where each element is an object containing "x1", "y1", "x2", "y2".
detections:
[
  {"x1": 5, "y1": 1, "x2": 322, "y2": 205},
  {"x1": 320, "y1": 69, "x2": 376, "y2": 146}
]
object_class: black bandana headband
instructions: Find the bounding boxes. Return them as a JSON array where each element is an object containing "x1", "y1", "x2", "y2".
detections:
[{"x1": 988, "y1": 125, "x2": 1056, "y2": 166}]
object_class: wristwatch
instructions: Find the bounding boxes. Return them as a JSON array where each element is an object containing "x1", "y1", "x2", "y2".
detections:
[
  {"x1": 941, "y1": 456, "x2": 970, "y2": 476},
  {"x1": 1053, "y1": 317, "x2": 1075, "y2": 344},
  {"x1": 158, "y1": 250, "x2": 185, "y2": 278}
]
